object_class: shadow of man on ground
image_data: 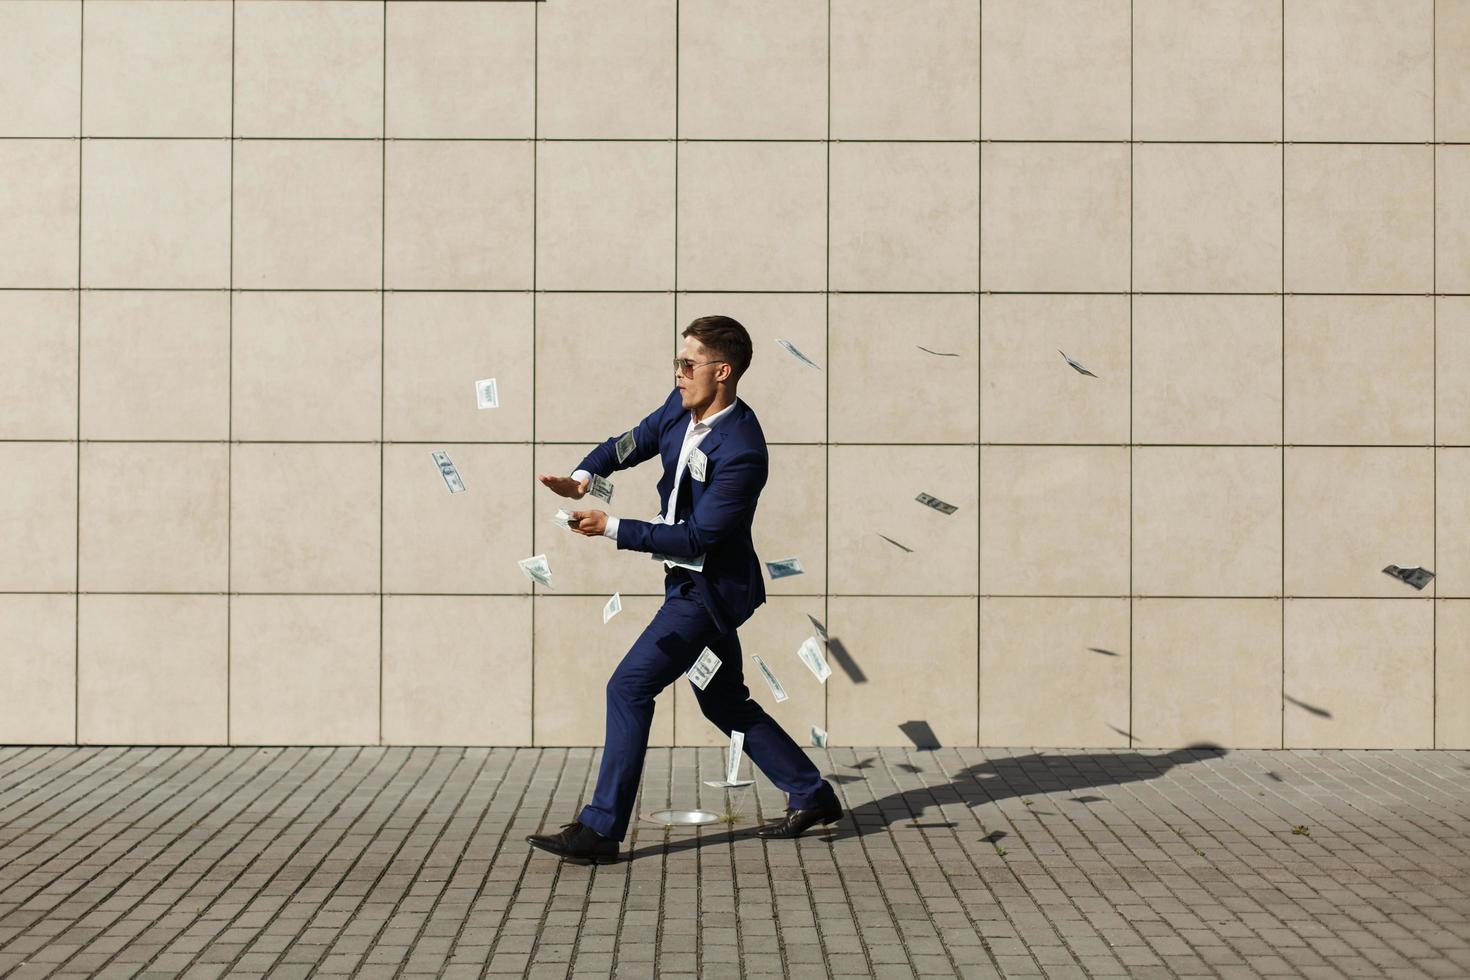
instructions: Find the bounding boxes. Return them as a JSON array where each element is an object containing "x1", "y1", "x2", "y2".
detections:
[
  {"x1": 817, "y1": 745, "x2": 1227, "y2": 841},
  {"x1": 633, "y1": 745, "x2": 1226, "y2": 858}
]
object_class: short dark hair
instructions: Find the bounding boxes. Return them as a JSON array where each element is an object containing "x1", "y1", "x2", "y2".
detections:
[{"x1": 682, "y1": 315, "x2": 753, "y2": 383}]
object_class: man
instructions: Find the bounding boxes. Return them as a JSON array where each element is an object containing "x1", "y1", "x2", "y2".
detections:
[{"x1": 527, "y1": 315, "x2": 843, "y2": 865}]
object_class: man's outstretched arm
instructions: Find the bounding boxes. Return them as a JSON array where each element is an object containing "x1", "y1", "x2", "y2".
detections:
[
  {"x1": 539, "y1": 388, "x2": 677, "y2": 504},
  {"x1": 577, "y1": 388, "x2": 677, "y2": 477}
]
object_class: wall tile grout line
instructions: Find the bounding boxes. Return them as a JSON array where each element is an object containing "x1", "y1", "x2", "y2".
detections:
[
  {"x1": 1431, "y1": 0, "x2": 1438, "y2": 749},
  {"x1": 825, "y1": 0, "x2": 831, "y2": 756},
  {"x1": 228, "y1": 0, "x2": 235, "y2": 747},
  {"x1": 6, "y1": 590, "x2": 1462, "y2": 600},
  {"x1": 14, "y1": 285, "x2": 1470, "y2": 295},
  {"x1": 976, "y1": 0, "x2": 983, "y2": 752},
  {"x1": 73, "y1": 0, "x2": 82, "y2": 747},
  {"x1": 1281, "y1": 0, "x2": 1288, "y2": 751},
  {"x1": 1128, "y1": 0, "x2": 1135, "y2": 751},
  {"x1": 18, "y1": 132, "x2": 1470, "y2": 145},
  {"x1": 529, "y1": 0, "x2": 538, "y2": 747},
  {"x1": 671, "y1": 0, "x2": 678, "y2": 751},
  {"x1": 378, "y1": 0, "x2": 386, "y2": 749},
  {"x1": 17, "y1": 438, "x2": 1470, "y2": 448}
]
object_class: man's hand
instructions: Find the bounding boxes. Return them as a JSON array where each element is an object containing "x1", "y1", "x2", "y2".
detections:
[
  {"x1": 539, "y1": 474, "x2": 589, "y2": 499},
  {"x1": 569, "y1": 509, "x2": 608, "y2": 536}
]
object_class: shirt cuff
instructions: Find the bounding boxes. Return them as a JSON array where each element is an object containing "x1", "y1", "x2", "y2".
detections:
[
  {"x1": 603, "y1": 516, "x2": 620, "y2": 540},
  {"x1": 571, "y1": 468, "x2": 592, "y2": 485}
]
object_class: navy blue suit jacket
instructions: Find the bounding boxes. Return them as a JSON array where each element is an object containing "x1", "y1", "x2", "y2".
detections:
[{"x1": 575, "y1": 387, "x2": 768, "y2": 634}]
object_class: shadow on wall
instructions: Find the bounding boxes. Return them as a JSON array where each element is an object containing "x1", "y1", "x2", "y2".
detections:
[{"x1": 635, "y1": 744, "x2": 1226, "y2": 857}]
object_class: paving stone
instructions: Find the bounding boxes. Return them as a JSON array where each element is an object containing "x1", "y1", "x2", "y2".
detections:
[{"x1": 0, "y1": 746, "x2": 1467, "y2": 979}]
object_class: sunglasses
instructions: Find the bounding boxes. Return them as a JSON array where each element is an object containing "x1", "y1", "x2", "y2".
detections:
[{"x1": 673, "y1": 357, "x2": 727, "y2": 377}]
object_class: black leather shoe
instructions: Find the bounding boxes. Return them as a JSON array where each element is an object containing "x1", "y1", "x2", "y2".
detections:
[
  {"x1": 755, "y1": 782, "x2": 843, "y2": 839},
  {"x1": 526, "y1": 820, "x2": 620, "y2": 864}
]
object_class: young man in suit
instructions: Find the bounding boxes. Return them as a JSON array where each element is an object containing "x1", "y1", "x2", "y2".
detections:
[{"x1": 528, "y1": 315, "x2": 842, "y2": 864}]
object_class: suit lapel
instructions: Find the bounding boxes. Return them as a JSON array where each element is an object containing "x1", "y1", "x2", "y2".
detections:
[{"x1": 668, "y1": 399, "x2": 742, "y2": 520}]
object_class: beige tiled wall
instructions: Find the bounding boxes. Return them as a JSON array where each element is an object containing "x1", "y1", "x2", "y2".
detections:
[{"x1": 1, "y1": 0, "x2": 1464, "y2": 750}]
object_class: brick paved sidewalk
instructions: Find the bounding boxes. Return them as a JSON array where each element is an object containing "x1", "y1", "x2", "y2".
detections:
[{"x1": 0, "y1": 745, "x2": 1466, "y2": 980}]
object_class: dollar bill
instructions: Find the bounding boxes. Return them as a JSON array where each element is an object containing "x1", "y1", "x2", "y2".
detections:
[
  {"x1": 915, "y1": 492, "x2": 958, "y2": 515},
  {"x1": 805, "y1": 614, "x2": 828, "y2": 641},
  {"x1": 1383, "y1": 564, "x2": 1434, "y2": 590},
  {"x1": 776, "y1": 338, "x2": 821, "y2": 370},
  {"x1": 615, "y1": 430, "x2": 635, "y2": 463},
  {"x1": 878, "y1": 532, "x2": 914, "y2": 552},
  {"x1": 687, "y1": 647, "x2": 721, "y2": 691},
  {"x1": 797, "y1": 636, "x2": 831, "y2": 683},
  {"x1": 552, "y1": 507, "x2": 573, "y2": 529},
  {"x1": 588, "y1": 473, "x2": 614, "y2": 504},
  {"x1": 603, "y1": 592, "x2": 621, "y2": 624},
  {"x1": 687, "y1": 447, "x2": 707, "y2": 482},
  {"x1": 474, "y1": 377, "x2": 498, "y2": 409},
  {"x1": 431, "y1": 450, "x2": 466, "y2": 493},
  {"x1": 810, "y1": 725, "x2": 828, "y2": 748},
  {"x1": 703, "y1": 778, "x2": 755, "y2": 788},
  {"x1": 516, "y1": 554, "x2": 553, "y2": 588},
  {"x1": 1058, "y1": 349, "x2": 1098, "y2": 378},
  {"x1": 726, "y1": 730, "x2": 745, "y2": 783},
  {"x1": 752, "y1": 655, "x2": 789, "y2": 703},
  {"x1": 653, "y1": 551, "x2": 705, "y2": 572},
  {"x1": 766, "y1": 557, "x2": 804, "y2": 579}
]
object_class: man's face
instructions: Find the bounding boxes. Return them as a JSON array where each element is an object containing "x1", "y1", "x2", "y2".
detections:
[{"x1": 676, "y1": 337, "x2": 726, "y2": 408}]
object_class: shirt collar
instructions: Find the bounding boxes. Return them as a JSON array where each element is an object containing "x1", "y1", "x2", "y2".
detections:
[{"x1": 690, "y1": 396, "x2": 738, "y2": 430}]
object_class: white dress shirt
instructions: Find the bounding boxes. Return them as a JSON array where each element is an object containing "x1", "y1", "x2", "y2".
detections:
[{"x1": 573, "y1": 396, "x2": 739, "y2": 543}]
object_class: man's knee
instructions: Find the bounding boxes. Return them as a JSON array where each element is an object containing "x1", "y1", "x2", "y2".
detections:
[
  {"x1": 607, "y1": 666, "x2": 656, "y2": 706},
  {"x1": 694, "y1": 686, "x2": 750, "y2": 728}
]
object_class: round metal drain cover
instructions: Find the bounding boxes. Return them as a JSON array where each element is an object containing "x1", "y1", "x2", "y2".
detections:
[{"x1": 644, "y1": 808, "x2": 721, "y2": 826}]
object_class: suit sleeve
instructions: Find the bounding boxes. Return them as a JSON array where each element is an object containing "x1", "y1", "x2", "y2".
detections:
[
  {"x1": 614, "y1": 448, "x2": 767, "y2": 558},
  {"x1": 573, "y1": 388, "x2": 676, "y2": 477}
]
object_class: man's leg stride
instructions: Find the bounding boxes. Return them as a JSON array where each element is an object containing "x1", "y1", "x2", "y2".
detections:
[
  {"x1": 527, "y1": 585, "x2": 716, "y2": 863},
  {"x1": 693, "y1": 628, "x2": 844, "y2": 838}
]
